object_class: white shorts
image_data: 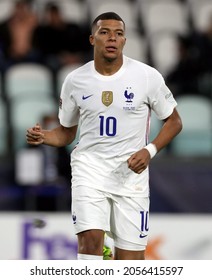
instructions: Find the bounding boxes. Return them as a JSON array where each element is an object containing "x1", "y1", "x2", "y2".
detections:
[
  {"x1": 71, "y1": 186, "x2": 150, "y2": 251},
  {"x1": 71, "y1": 150, "x2": 150, "y2": 197}
]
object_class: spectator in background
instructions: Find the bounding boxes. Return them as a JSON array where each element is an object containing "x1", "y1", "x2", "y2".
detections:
[
  {"x1": 33, "y1": 2, "x2": 88, "y2": 72},
  {"x1": 193, "y1": 13, "x2": 212, "y2": 74},
  {"x1": 189, "y1": 13, "x2": 212, "y2": 99},
  {"x1": 166, "y1": 34, "x2": 200, "y2": 97},
  {"x1": 0, "y1": 0, "x2": 38, "y2": 71},
  {"x1": 167, "y1": 14, "x2": 212, "y2": 99}
]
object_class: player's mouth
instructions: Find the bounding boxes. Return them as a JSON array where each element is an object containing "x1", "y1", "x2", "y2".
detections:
[{"x1": 105, "y1": 46, "x2": 117, "y2": 52}]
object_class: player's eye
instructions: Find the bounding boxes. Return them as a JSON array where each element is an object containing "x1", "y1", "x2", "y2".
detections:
[{"x1": 100, "y1": 30, "x2": 108, "y2": 34}]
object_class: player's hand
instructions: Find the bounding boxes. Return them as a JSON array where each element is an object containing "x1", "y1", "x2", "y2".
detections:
[
  {"x1": 26, "y1": 123, "x2": 44, "y2": 145},
  {"x1": 127, "y1": 149, "x2": 151, "y2": 174}
]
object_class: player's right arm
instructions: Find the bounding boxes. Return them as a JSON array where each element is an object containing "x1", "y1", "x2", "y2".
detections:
[{"x1": 26, "y1": 123, "x2": 78, "y2": 147}]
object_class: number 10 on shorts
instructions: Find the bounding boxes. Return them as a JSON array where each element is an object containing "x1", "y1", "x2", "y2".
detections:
[{"x1": 140, "y1": 211, "x2": 149, "y2": 238}]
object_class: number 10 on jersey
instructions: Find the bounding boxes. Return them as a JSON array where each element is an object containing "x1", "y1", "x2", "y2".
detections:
[{"x1": 99, "y1": 116, "x2": 117, "y2": 136}]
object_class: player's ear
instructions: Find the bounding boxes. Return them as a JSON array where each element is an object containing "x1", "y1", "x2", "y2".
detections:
[{"x1": 89, "y1": 35, "x2": 94, "y2": 46}]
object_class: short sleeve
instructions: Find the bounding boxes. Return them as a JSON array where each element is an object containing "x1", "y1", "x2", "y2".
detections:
[
  {"x1": 147, "y1": 69, "x2": 177, "y2": 120},
  {"x1": 58, "y1": 74, "x2": 80, "y2": 127}
]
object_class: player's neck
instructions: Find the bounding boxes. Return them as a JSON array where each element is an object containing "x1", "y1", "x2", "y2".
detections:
[{"x1": 94, "y1": 55, "x2": 123, "y2": 76}]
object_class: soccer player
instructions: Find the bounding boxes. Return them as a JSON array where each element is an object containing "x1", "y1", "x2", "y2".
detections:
[{"x1": 26, "y1": 12, "x2": 182, "y2": 260}]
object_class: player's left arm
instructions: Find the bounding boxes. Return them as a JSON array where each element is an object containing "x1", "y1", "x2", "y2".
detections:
[
  {"x1": 152, "y1": 107, "x2": 182, "y2": 152},
  {"x1": 128, "y1": 108, "x2": 182, "y2": 174}
]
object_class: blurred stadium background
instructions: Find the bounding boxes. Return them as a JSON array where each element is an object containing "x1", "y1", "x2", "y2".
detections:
[{"x1": 0, "y1": 0, "x2": 212, "y2": 260}]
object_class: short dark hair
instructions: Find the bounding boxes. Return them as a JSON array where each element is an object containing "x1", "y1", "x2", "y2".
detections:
[{"x1": 91, "y1": 12, "x2": 125, "y2": 33}]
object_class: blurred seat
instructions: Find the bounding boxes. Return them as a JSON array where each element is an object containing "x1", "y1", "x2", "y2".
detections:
[
  {"x1": 137, "y1": 0, "x2": 189, "y2": 36},
  {"x1": 55, "y1": 0, "x2": 88, "y2": 24},
  {"x1": 171, "y1": 94, "x2": 212, "y2": 156},
  {"x1": 4, "y1": 63, "x2": 53, "y2": 100},
  {"x1": 56, "y1": 63, "x2": 83, "y2": 96},
  {"x1": 34, "y1": 0, "x2": 88, "y2": 24},
  {"x1": 149, "y1": 111, "x2": 162, "y2": 142},
  {"x1": 0, "y1": 0, "x2": 13, "y2": 23},
  {"x1": 67, "y1": 125, "x2": 81, "y2": 154},
  {"x1": 123, "y1": 32, "x2": 147, "y2": 63},
  {"x1": 86, "y1": 0, "x2": 139, "y2": 32},
  {"x1": 149, "y1": 111, "x2": 167, "y2": 156},
  {"x1": 188, "y1": 0, "x2": 212, "y2": 32},
  {"x1": 149, "y1": 31, "x2": 179, "y2": 76},
  {"x1": 10, "y1": 96, "x2": 57, "y2": 150},
  {"x1": 0, "y1": 98, "x2": 8, "y2": 156}
]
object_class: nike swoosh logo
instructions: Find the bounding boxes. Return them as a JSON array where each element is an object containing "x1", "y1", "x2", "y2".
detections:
[
  {"x1": 139, "y1": 233, "x2": 147, "y2": 238},
  {"x1": 82, "y1": 94, "x2": 93, "y2": 100}
]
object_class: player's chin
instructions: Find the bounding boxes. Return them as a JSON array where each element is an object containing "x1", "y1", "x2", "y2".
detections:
[{"x1": 104, "y1": 52, "x2": 119, "y2": 61}]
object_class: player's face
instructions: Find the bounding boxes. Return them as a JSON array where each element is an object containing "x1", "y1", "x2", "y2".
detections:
[{"x1": 90, "y1": 19, "x2": 126, "y2": 61}]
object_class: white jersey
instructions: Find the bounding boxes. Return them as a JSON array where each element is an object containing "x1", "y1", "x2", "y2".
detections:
[{"x1": 59, "y1": 56, "x2": 177, "y2": 197}]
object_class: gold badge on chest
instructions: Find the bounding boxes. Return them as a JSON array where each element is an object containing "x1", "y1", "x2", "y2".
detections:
[{"x1": 102, "y1": 91, "x2": 113, "y2": 107}]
